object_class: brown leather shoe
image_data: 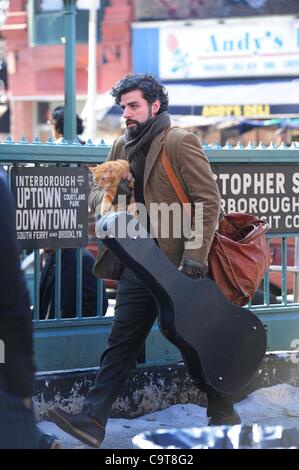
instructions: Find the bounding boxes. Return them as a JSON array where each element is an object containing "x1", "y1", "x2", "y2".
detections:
[{"x1": 48, "y1": 406, "x2": 105, "y2": 448}]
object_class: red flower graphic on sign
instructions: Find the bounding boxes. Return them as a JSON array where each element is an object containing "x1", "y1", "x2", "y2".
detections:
[
  {"x1": 166, "y1": 34, "x2": 191, "y2": 77},
  {"x1": 167, "y1": 34, "x2": 178, "y2": 52}
]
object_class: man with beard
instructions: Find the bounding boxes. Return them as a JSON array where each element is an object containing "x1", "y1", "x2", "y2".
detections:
[{"x1": 48, "y1": 73, "x2": 241, "y2": 448}]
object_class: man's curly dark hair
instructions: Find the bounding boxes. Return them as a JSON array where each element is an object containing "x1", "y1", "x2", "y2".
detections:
[{"x1": 110, "y1": 73, "x2": 169, "y2": 114}]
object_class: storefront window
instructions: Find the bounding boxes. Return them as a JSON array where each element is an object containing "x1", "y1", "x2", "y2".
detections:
[{"x1": 31, "y1": 0, "x2": 107, "y2": 45}]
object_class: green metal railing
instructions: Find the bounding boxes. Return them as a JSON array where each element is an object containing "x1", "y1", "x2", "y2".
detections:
[{"x1": 1, "y1": 138, "x2": 299, "y2": 371}]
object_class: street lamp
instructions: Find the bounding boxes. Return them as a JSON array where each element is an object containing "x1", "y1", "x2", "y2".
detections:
[
  {"x1": 63, "y1": 0, "x2": 77, "y2": 142},
  {"x1": 86, "y1": 0, "x2": 100, "y2": 141}
]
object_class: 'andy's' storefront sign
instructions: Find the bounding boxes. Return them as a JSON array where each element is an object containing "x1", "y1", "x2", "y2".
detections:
[{"x1": 159, "y1": 16, "x2": 299, "y2": 79}]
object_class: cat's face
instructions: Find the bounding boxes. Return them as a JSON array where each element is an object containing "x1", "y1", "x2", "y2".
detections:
[
  {"x1": 90, "y1": 163, "x2": 115, "y2": 188},
  {"x1": 90, "y1": 161, "x2": 129, "y2": 189}
]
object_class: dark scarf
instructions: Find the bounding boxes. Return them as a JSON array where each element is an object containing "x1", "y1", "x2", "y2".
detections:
[{"x1": 123, "y1": 111, "x2": 171, "y2": 204}]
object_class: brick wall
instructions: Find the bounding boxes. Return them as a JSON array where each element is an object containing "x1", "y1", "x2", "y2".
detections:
[
  {"x1": 100, "y1": 0, "x2": 133, "y2": 90},
  {"x1": 11, "y1": 100, "x2": 33, "y2": 141},
  {"x1": 1, "y1": 0, "x2": 133, "y2": 139},
  {"x1": 134, "y1": 0, "x2": 299, "y2": 21}
]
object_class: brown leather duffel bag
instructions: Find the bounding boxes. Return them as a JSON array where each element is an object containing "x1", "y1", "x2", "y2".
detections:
[
  {"x1": 161, "y1": 137, "x2": 271, "y2": 306},
  {"x1": 208, "y1": 212, "x2": 270, "y2": 305}
]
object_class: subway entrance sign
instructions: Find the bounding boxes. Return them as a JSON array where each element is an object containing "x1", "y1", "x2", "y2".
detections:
[
  {"x1": 211, "y1": 164, "x2": 299, "y2": 233},
  {"x1": 11, "y1": 166, "x2": 89, "y2": 249}
]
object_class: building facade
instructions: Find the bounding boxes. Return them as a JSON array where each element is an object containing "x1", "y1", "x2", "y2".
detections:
[
  {"x1": 131, "y1": 0, "x2": 299, "y2": 145},
  {"x1": 0, "y1": 0, "x2": 132, "y2": 141}
]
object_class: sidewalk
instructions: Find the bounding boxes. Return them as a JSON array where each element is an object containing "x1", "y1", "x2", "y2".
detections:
[{"x1": 38, "y1": 383, "x2": 299, "y2": 449}]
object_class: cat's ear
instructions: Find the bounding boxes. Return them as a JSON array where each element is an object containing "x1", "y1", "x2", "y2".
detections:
[{"x1": 88, "y1": 166, "x2": 97, "y2": 173}]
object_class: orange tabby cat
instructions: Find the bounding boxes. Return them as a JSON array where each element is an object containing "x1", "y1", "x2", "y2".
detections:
[{"x1": 89, "y1": 160, "x2": 136, "y2": 216}]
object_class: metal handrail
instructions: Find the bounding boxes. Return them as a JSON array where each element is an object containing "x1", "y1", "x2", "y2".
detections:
[{"x1": 1, "y1": 140, "x2": 299, "y2": 369}]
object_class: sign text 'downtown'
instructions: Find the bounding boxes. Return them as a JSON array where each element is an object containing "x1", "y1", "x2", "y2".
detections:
[{"x1": 11, "y1": 167, "x2": 89, "y2": 249}]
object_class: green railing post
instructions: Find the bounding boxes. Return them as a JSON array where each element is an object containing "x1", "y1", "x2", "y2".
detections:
[{"x1": 63, "y1": 0, "x2": 77, "y2": 142}]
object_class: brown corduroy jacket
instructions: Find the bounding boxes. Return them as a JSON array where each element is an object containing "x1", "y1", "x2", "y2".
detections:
[{"x1": 89, "y1": 127, "x2": 221, "y2": 278}]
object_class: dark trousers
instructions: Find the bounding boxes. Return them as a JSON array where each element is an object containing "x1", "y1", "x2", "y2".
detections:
[
  {"x1": 0, "y1": 388, "x2": 39, "y2": 449},
  {"x1": 83, "y1": 268, "x2": 234, "y2": 425}
]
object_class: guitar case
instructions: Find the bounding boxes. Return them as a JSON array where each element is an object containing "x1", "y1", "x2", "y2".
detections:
[{"x1": 96, "y1": 212, "x2": 267, "y2": 395}]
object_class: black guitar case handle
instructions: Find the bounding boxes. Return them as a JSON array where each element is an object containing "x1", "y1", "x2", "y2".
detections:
[{"x1": 96, "y1": 212, "x2": 267, "y2": 396}]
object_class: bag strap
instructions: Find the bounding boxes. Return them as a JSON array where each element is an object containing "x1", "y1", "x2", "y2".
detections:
[
  {"x1": 161, "y1": 128, "x2": 192, "y2": 218},
  {"x1": 161, "y1": 130, "x2": 269, "y2": 243},
  {"x1": 161, "y1": 130, "x2": 228, "y2": 224}
]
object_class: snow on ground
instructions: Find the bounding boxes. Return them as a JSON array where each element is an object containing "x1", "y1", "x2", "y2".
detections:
[{"x1": 38, "y1": 384, "x2": 299, "y2": 449}]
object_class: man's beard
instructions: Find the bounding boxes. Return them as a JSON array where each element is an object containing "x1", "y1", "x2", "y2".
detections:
[{"x1": 126, "y1": 115, "x2": 153, "y2": 139}]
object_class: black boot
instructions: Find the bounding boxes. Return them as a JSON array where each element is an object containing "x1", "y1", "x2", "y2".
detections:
[{"x1": 207, "y1": 393, "x2": 241, "y2": 426}]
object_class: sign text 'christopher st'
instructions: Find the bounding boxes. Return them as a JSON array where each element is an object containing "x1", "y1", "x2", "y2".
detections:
[{"x1": 212, "y1": 164, "x2": 299, "y2": 233}]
